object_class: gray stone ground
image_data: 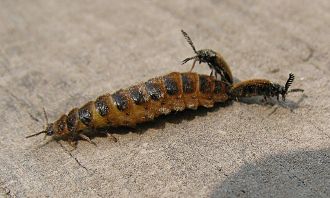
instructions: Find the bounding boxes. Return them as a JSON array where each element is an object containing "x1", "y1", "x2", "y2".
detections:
[{"x1": 0, "y1": 0, "x2": 329, "y2": 197}]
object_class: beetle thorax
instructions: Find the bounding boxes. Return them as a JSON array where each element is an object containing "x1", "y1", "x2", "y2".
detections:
[{"x1": 196, "y1": 49, "x2": 216, "y2": 63}]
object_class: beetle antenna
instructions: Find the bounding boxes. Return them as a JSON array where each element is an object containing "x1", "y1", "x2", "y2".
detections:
[
  {"x1": 288, "y1": 88, "x2": 304, "y2": 93},
  {"x1": 181, "y1": 30, "x2": 198, "y2": 54},
  {"x1": 26, "y1": 107, "x2": 50, "y2": 138},
  {"x1": 26, "y1": 130, "x2": 47, "y2": 138},
  {"x1": 285, "y1": 73, "x2": 295, "y2": 93},
  {"x1": 43, "y1": 107, "x2": 49, "y2": 127},
  {"x1": 182, "y1": 55, "x2": 198, "y2": 65}
]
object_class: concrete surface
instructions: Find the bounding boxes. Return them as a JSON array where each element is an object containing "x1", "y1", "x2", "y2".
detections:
[{"x1": 0, "y1": 0, "x2": 329, "y2": 197}]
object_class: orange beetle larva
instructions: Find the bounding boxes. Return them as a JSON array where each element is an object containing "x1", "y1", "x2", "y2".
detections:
[{"x1": 26, "y1": 72, "x2": 230, "y2": 143}]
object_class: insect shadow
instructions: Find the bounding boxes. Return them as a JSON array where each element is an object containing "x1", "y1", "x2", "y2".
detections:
[
  {"x1": 237, "y1": 94, "x2": 307, "y2": 112},
  {"x1": 211, "y1": 148, "x2": 329, "y2": 197}
]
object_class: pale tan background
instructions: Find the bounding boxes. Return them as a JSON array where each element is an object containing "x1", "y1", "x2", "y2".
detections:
[{"x1": 0, "y1": 0, "x2": 329, "y2": 197}]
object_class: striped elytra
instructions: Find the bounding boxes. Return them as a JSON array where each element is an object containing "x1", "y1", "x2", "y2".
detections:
[{"x1": 29, "y1": 72, "x2": 229, "y2": 140}]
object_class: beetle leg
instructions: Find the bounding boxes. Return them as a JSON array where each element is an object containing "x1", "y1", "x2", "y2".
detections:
[
  {"x1": 68, "y1": 141, "x2": 78, "y2": 150},
  {"x1": 67, "y1": 137, "x2": 78, "y2": 150},
  {"x1": 99, "y1": 129, "x2": 118, "y2": 142},
  {"x1": 261, "y1": 95, "x2": 268, "y2": 104},
  {"x1": 79, "y1": 134, "x2": 96, "y2": 146},
  {"x1": 106, "y1": 133, "x2": 118, "y2": 142},
  {"x1": 189, "y1": 59, "x2": 197, "y2": 72},
  {"x1": 210, "y1": 70, "x2": 213, "y2": 77}
]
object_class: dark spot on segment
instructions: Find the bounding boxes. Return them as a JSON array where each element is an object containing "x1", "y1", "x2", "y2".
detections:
[
  {"x1": 95, "y1": 96, "x2": 109, "y2": 116},
  {"x1": 129, "y1": 87, "x2": 145, "y2": 105},
  {"x1": 145, "y1": 81, "x2": 162, "y2": 100},
  {"x1": 259, "y1": 85, "x2": 270, "y2": 95},
  {"x1": 78, "y1": 104, "x2": 92, "y2": 126},
  {"x1": 58, "y1": 123, "x2": 64, "y2": 132},
  {"x1": 67, "y1": 109, "x2": 78, "y2": 132},
  {"x1": 243, "y1": 85, "x2": 250, "y2": 94},
  {"x1": 46, "y1": 123, "x2": 54, "y2": 136},
  {"x1": 112, "y1": 91, "x2": 128, "y2": 111},
  {"x1": 163, "y1": 76, "x2": 178, "y2": 95},
  {"x1": 243, "y1": 85, "x2": 257, "y2": 96},
  {"x1": 238, "y1": 87, "x2": 245, "y2": 96},
  {"x1": 199, "y1": 75, "x2": 212, "y2": 93},
  {"x1": 181, "y1": 74, "x2": 194, "y2": 93},
  {"x1": 214, "y1": 81, "x2": 222, "y2": 94},
  {"x1": 58, "y1": 116, "x2": 67, "y2": 132}
]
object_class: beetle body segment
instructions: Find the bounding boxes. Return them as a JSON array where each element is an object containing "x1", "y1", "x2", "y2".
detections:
[{"x1": 230, "y1": 79, "x2": 275, "y2": 98}]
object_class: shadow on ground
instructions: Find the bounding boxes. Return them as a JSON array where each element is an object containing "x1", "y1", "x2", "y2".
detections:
[{"x1": 211, "y1": 149, "x2": 330, "y2": 198}]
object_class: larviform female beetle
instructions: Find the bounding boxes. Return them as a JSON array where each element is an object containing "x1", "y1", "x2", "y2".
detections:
[{"x1": 26, "y1": 72, "x2": 230, "y2": 144}]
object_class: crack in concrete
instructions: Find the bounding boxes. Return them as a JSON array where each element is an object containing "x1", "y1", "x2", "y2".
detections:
[
  {"x1": 0, "y1": 85, "x2": 27, "y2": 106},
  {"x1": 306, "y1": 119, "x2": 330, "y2": 139},
  {"x1": 0, "y1": 85, "x2": 32, "y2": 114},
  {"x1": 0, "y1": 183, "x2": 12, "y2": 198},
  {"x1": 58, "y1": 142, "x2": 89, "y2": 172},
  {"x1": 0, "y1": 49, "x2": 11, "y2": 74},
  {"x1": 277, "y1": 158, "x2": 328, "y2": 198},
  {"x1": 302, "y1": 45, "x2": 314, "y2": 62},
  {"x1": 28, "y1": 112, "x2": 40, "y2": 122}
]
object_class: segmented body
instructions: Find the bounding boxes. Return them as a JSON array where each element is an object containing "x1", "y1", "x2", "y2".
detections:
[
  {"x1": 229, "y1": 73, "x2": 302, "y2": 101},
  {"x1": 49, "y1": 72, "x2": 229, "y2": 139},
  {"x1": 230, "y1": 79, "x2": 274, "y2": 98}
]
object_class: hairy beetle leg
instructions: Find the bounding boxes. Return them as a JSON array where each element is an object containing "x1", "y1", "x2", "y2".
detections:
[
  {"x1": 106, "y1": 133, "x2": 118, "y2": 142},
  {"x1": 189, "y1": 59, "x2": 197, "y2": 72},
  {"x1": 79, "y1": 134, "x2": 96, "y2": 146},
  {"x1": 67, "y1": 138, "x2": 78, "y2": 150}
]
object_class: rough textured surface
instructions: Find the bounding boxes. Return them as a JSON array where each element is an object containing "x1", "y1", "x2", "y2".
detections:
[{"x1": 0, "y1": 0, "x2": 329, "y2": 197}]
